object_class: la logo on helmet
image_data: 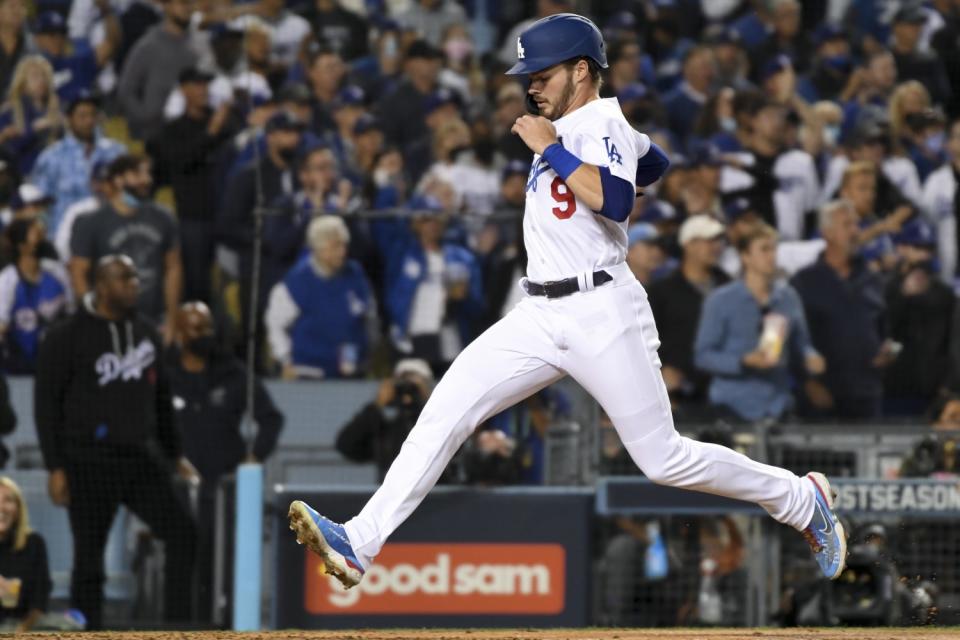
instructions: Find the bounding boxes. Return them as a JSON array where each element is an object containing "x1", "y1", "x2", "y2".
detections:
[{"x1": 517, "y1": 37, "x2": 525, "y2": 60}]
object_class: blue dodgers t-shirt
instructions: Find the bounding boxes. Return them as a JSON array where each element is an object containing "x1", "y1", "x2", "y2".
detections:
[
  {"x1": 0, "y1": 259, "x2": 71, "y2": 372},
  {"x1": 45, "y1": 40, "x2": 99, "y2": 104}
]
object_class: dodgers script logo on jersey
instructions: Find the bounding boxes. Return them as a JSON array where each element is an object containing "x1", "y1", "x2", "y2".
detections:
[{"x1": 526, "y1": 136, "x2": 564, "y2": 193}]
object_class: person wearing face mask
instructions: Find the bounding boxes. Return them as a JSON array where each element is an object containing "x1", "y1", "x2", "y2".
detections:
[
  {"x1": 796, "y1": 24, "x2": 853, "y2": 103},
  {"x1": 69, "y1": 154, "x2": 182, "y2": 336},
  {"x1": 0, "y1": 218, "x2": 72, "y2": 373},
  {"x1": 167, "y1": 300, "x2": 283, "y2": 622},
  {"x1": 117, "y1": 0, "x2": 199, "y2": 140},
  {"x1": 437, "y1": 24, "x2": 474, "y2": 104},
  {"x1": 903, "y1": 108, "x2": 948, "y2": 183},
  {"x1": 218, "y1": 110, "x2": 302, "y2": 365},
  {"x1": 34, "y1": 255, "x2": 198, "y2": 630}
]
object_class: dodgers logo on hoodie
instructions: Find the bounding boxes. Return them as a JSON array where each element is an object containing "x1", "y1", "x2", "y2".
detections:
[{"x1": 95, "y1": 340, "x2": 157, "y2": 386}]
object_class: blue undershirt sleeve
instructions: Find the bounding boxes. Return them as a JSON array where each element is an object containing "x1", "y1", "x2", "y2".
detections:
[
  {"x1": 596, "y1": 167, "x2": 635, "y2": 222},
  {"x1": 635, "y1": 142, "x2": 669, "y2": 187}
]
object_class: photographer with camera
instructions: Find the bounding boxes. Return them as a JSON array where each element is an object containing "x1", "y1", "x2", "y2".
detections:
[{"x1": 335, "y1": 359, "x2": 451, "y2": 481}]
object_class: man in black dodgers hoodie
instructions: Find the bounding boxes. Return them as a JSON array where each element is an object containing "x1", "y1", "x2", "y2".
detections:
[{"x1": 34, "y1": 255, "x2": 197, "y2": 629}]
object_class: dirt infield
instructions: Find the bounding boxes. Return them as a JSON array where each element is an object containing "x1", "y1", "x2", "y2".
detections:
[{"x1": 17, "y1": 629, "x2": 960, "y2": 640}]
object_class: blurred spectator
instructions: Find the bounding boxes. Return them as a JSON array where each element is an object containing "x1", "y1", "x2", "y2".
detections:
[
  {"x1": 837, "y1": 161, "x2": 909, "y2": 264},
  {"x1": 419, "y1": 116, "x2": 499, "y2": 215},
  {"x1": 148, "y1": 67, "x2": 240, "y2": 303},
  {"x1": 70, "y1": 154, "x2": 181, "y2": 332},
  {"x1": 266, "y1": 216, "x2": 375, "y2": 379},
  {"x1": 883, "y1": 219, "x2": 955, "y2": 416},
  {"x1": 348, "y1": 113, "x2": 386, "y2": 180},
  {"x1": 797, "y1": 25, "x2": 853, "y2": 103},
  {"x1": 0, "y1": 0, "x2": 28, "y2": 95},
  {"x1": 335, "y1": 358, "x2": 437, "y2": 480},
  {"x1": 298, "y1": 0, "x2": 368, "y2": 62},
  {"x1": 326, "y1": 84, "x2": 367, "y2": 171},
  {"x1": 709, "y1": 88, "x2": 765, "y2": 153},
  {"x1": 920, "y1": 114, "x2": 960, "y2": 285},
  {"x1": 930, "y1": 0, "x2": 960, "y2": 117},
  {"x1": 792, "y1": 200, "x2": 892, "y2": 419},
  {"x1": 405, "y1": 88, "x2": 462, "y2": 183},
  {"x1": 0, "y1": 218, "x2": 72, "y2": 373},
  {"x1": 492, "y1": 82, "x2": 532, "y2": 163},
  {"x1": 903, "y1": 107, "x2": 947, "y2": 182},
  {"x1": 376, "y1": 39, "x2": 442, "y2": 152},
  {"x1": 217, "y1": 111, "x2": 301, "y2": 356},
  {"x1": 0, "y1": 476, "x2": 55, "y2": 632},
  {"x1": 234, "y1": 0, "x2": 310, "y2": 70},
  {"x1": 117, "y1": 0, "x2": 198, "y2": 140},
  {"x1": 754, "y1": 0, "x2": 809, "y2": 76},
  {"x1": 625, "y1": 223, "x2": 665, "y2": 286},
  {"x1": 695, "y1": 223, "x2": 823, "y2": 422},
  {"x1": 0, "y1": 55, "x2": 63, "y2": 175},
  {"x1": 397, "y1": 0, "x2": 466, "y2": 48},
  {"x1": 822, "y1": 120, "x2": 921, "y2": 215},
  {"x1": 678, "y1": 143, "x2": 724, "y2": 219},
  {"x1": 890, "y1": 4, "x2": 951, "y2": 107},
  {"x1": 437, "y1": 24, "x2": 475, "y2": 103},
  {"x1": 263, "y1": 146, "x2": 355, "y2": 295},
  {"x1": 517, "y1": 386, "x2": 575, "y2": 485},
  {"x1": 239, "y1": 19, "x2": 275, "y2": 93},
  {"x1": 53, "y1": 160, "x2": 110, "y2": 262},
  {"x1": 704, "y1": 27, "x2": 749, "y2": 92},
  {"x1": 32, "y1": 9, "x2": 118, "y2": 104},
  {"x1": 34, "y1": 256, "x2": 197, "y2": 630},
  {"x1": 376, "y1": 207, "x2": 483, "y2": 373},
  {"x1": 349, "y1": 20, "x2": 403, "y2": 101},
  {"x1": 662, "y1": 46, "x2": 714, "y2": 149},
  {"x1": 841, "y1": 50, "x2": 897, "y2": 126},
  {"x1": 30, "y1": 92, "x2": 124, "y2": 239},
  {"x1": 721, "y1": 98, "x2": 819, "y2": 240},
  {"x1": 649, "y1": 215, "x2": 729, "y2": 409},
  {"x1": 890, "y1": 81, "x2": 931, "y2": 152},
  {"x1": 1, "y1": 183, "x2": 52, "y2": 228},
  {"x1": 306, "y1": 45, "x2": 346, "y2": 135},
  {"x1": 168, "y1": 300, "x2": 282, "y2": 622},
  {"x1": 602, "y1": 39, "x2": 652, "y2": 101}
]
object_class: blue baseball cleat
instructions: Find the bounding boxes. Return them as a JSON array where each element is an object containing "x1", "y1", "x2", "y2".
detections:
[
  {"x1": 288, "y1": 500, "x2": 365, "y2": 589},
  {"x1": 802, "y1": 472, "x2": 847, "y2": 580}
]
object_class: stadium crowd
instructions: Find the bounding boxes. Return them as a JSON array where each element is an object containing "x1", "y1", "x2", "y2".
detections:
[{"x1": 0, "y1": 0, "x2": 955, "y2": 426}]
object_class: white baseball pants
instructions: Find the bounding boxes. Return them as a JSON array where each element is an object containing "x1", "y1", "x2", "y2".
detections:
[{"x1": 344, "y1": 262, "x2": 815, "y2": 568}]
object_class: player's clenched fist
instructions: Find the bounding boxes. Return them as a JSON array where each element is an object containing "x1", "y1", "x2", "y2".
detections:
[{"x1": 511, "y1": 115, "x2": 558, "y2": 156}]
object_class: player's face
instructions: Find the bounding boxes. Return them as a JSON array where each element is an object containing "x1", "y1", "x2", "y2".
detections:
[{"x1": 527, "y1": 64, "x2": 576, "y2": 121}]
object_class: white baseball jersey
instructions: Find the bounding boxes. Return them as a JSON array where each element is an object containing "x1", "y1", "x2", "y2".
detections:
[{"x1": 523, "y1": 97, "x2": 649, "y2": 282}]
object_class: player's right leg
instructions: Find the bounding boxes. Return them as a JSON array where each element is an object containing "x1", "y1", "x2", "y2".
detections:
[{"x1": 290, "y1": 296, "x2": 565, "y2": 588}]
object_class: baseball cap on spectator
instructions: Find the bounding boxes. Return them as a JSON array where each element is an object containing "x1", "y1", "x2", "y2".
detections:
[
  {"x1": 278, "y1": 83, "x2": 312, "y2": 105},
  {"x1": 679, "y1": 215, "x2": 725, "y2": 246},
  {"x1": 333, "y1": 85, "x2": 365, "y2": 110},
  {"x1": 847, "y1": 121, "x2": 887, "y2": 148},
  {"x1": 604, "y1": 10, "x2": 637, "y2": 35},
  {"x1": 893, "y1": 5, "x2": 926, "y2": 25},
  {"x1": 724, "y1": 197, "x2": 756, "y2": 223},
  {"x1": 394, "y1": 358, "x2": 435, "y2": 386},
  {"x1": 627, "y1": 223, "x2": 659, "y2": 247},
  {"x1": 813, "y1": 23, "x2": 845, "y2": 47},
  {"x1": 66, "y1": 89, "x2": 100, "y2": 115},
  {"x1": 617, "y1": 83, "x2": 648, "y2": 103},
  {"x1": 406, "y1": 39, "x2": 442, "y2": 61},
  {"x1": 353, "y1": 113, "x2": 382, "y2": 136},
  {"x1": 761, "y1": 55, "x2": 792, "y2": 82},
  {"x1": 423, "y1": 88, "x2": 461, "y2": 115},
  {"x1": 10, "y1": 184, "x2": 53, "y2": 210},
  {"x1": 32, "y1": 11, "x2": 67, "y2": 34},
  {"x1": 265, "y1": 111, "x2": 305, "y2": 133},
  {"x1": 704, "y1": 25, "x2": 742, "y2": 47},
  {"x1": 178, "y1": 66, "x2": 214, "y2": 85},
  {"x1": 502, "y1": 159, "x2": 529, "y2": 179},
  {"x1": 689, "y1": 143, "x2": 723, "y2": 167},
  {"x1": 893, "y1": 219, "x2": 936, "y2": 247}
]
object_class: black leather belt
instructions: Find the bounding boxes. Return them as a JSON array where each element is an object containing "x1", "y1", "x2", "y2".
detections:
[{"x1": 526, "y1": 270, "x2": 613, "y2": 299}]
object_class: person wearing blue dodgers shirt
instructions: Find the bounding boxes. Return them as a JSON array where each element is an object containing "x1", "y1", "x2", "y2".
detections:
[
  {"x1": 0, "y1": 217, "x2": 72, "y2": 373},
  {"x1": 265, "y1": 216, "x2": 374, "y2": 380},
  {"x1": 31, "y1": 10, "x2": 119, "y2": 105}
]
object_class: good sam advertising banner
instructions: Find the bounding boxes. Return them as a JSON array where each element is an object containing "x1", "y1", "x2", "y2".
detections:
[{"x1": 273, "y1": 487, "x2": 593, "y2": 628}]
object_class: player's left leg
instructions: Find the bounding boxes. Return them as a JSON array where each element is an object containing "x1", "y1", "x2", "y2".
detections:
[{"x1": 560, "y1": 271, "x2": 845, "y2": 578}]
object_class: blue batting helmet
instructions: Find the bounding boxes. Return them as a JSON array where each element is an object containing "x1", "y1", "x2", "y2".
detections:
[{"x1": 505, "y1": 13, "x2": 609, "y2": 76}]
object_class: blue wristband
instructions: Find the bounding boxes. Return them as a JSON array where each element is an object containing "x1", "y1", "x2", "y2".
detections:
[{"x1": 542, "y1": 143, "x2": 582, "y2": 181}]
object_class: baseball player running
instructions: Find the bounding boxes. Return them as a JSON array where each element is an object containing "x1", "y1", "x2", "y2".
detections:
[{"x1": 289, "y1": 13, "x2": 846, "y2": 588}]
